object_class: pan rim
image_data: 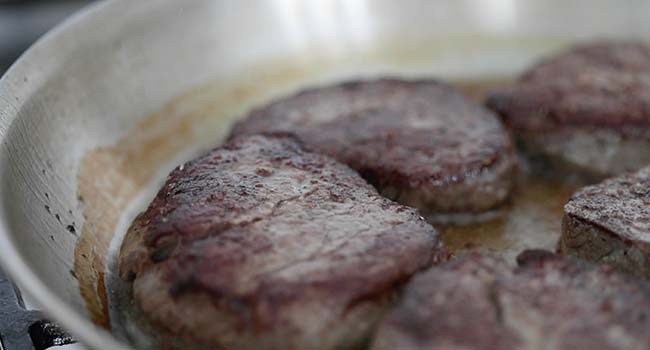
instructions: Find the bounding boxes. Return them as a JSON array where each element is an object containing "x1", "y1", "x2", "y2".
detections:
[{"x1": 0, "y1": 0, "x2": 144, "y2": 348}]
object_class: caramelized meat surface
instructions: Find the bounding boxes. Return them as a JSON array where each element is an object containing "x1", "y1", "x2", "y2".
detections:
[
  {"x1": 560, "y1": 165, "x2": 650, "y2": 278},
  {"x1": 372, "y1": 250, "x2": 650, "y2": 350},
  {"x1": 119, "y1": 135, "x2": 443, "y2": 349},
  {"x1": 488, "y1": 41, "x2": 650, "y2": 179},
  {"x1": 231, "y1": 79, "x2": 516, "y2": 223}
]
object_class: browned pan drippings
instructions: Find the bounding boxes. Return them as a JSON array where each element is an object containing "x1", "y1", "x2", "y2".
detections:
[
  {"x1": 439, "y1": 175, "x2": 578, "y2": 262},
  {"x1": 443, "y1": 79, "x2": 581, "y2": 262},
  {"x1": 75, "y1": 74, "x2": 580, "y2": 339}
]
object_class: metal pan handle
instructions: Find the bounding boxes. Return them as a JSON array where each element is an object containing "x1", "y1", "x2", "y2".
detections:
[{"x1": 0, "y1": 270, "x2": 75, "y2": 350}]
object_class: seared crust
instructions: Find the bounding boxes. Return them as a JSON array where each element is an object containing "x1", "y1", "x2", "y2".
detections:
[
  {"x1": 487, "y1": 41, "x2": 650, "y2": 177},
  {"x1": 372, "y1": 251, "x2": 650, "y2": 350},
  {"x1": 230, "y1": 79, "x2": 517, "y2": 222},
  {"x1": 119, "y1": 134, "x2": 443, "y2": 349},
  {"x1": 560, "y1": 166, "x2": 650, "y2": 278}
]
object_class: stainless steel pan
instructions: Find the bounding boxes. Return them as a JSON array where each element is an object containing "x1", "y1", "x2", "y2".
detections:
[{"x1": 2, "y1": 0, "x2": 650, "y2": 348}]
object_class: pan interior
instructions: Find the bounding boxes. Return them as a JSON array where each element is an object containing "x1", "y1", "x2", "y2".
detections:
[
  {"x1": 2, "y1": 0, "x2": 650, "y2": 348},
  {"x1": 100, "y1": 72, "x2": 581, "y2": 348}
]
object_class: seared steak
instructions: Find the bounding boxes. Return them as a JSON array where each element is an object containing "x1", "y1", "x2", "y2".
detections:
[
  {"x1": 230, "y1": 79, "x2": 517, "y2": 223},
  {"x1": 372, "y1": 250, "x2": 650, "y2": 350},
  {"x1": 487, "y1": 41, "x2": 650, "y2": 179},
  {"x1": 118, "y1": 134, "x2": 443, "y2": 350},
  {"x1": 560, "y1": 165, "x2": 650, "y2": 278}
]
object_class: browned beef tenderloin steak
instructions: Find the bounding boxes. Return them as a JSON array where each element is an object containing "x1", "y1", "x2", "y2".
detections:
[
  {"x1": 118, "y1": 134, "x2": 444, "y2": 350},
  {"x1": 229, "y1": 79, "x2": 517, "y2": 223},
  {"x1": 487, "y1": 41, "x2": 650, "y2": 179},
  {"x1": 560, "y1": 165, "x2": 650, "y2": 278},
  {"x1": 372, "y1": 250, "x2": 650, "y2": 350}
]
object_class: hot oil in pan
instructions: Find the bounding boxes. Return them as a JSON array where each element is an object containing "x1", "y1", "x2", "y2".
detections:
[
  {"x1": 443, "y1": 79, "x2": 581, "y2": 262},
  {"x1": 99, "y1": 77, "x2": 581, "y2": 347},
  {"x1": 76, "y1": 36, "x2": 570, "y2": 336},
  {"x1": 439, "y1": 175, "x2": 578, "y2": 263}
]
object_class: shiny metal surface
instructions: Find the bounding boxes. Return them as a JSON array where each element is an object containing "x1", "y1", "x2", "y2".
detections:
[{"x1": 1, "y1": 0, "x2": 650, "y2": 348}]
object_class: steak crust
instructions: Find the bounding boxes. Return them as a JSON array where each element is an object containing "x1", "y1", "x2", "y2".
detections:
[
  {"x1": 372, "y1": 250, "x2": 650, "y2": 350},
  {"x1": 118, "y1": 134, "x2": 443, "y2": 349},
  {"x1": 487, "y1": 41, "x2": 650, "y2": 178},
  {"x1": 230, "y1": 79, "x2": 517, "y2": 223},
  {"x1": 560, "y1": 165, "x2": 650, "y2": 278}
]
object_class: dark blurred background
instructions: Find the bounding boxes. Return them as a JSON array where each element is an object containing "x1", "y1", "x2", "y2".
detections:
[{"x1": 0, "y1": 0, "x2": 94, "y2": 75}]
